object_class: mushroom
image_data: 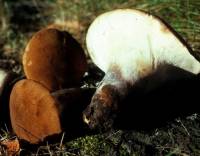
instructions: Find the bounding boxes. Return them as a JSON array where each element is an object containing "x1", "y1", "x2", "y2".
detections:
[
  {"x1": 23, "y1": 28, "x2": 87, "y2": 92},
  {"x1": 10, "y1": 79, "x2": 94, "y2": 144},
  {"x1": 10, "y1": 79, "x2": 62, "y2": 144},
  {"x1": 83, "y1": 9, "x2": 200, "y2": 129}
]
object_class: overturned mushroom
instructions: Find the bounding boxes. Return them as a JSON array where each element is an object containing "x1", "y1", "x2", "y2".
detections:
[
  {"x1": 23, "y1": 28, "x2": 87, "y2": 91},
  {"x1": 83, "y1": 9, "x2": 200, "y2": 129},
  {"x1": 10, "y1": 79, "x2": 94, "y2": 144}
]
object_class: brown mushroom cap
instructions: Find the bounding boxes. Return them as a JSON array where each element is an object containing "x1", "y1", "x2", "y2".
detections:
[
  {"x1": 10, "y1": 79, "x2": 61, "y2": 144},
  {"x1": 23, "y1": 28, "x2": 87, "y2": 92}
]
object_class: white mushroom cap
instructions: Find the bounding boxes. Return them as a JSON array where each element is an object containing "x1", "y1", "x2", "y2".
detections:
[{"x1": 86, "y1": 9, "x2": 200, "y2": 81}]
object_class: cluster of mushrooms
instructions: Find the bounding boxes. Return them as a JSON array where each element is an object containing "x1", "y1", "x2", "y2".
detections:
[
  {"x1": 1, "y1": 9, "x2": 200, "y2": 144},
  {"x1": 9, "y1": 28, "x2": 90, "y2": 144}
]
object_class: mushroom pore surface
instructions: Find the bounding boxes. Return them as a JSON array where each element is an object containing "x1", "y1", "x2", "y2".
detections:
[
  {"x1": 23, "y1": 28, "x2": 87, "y2": 91},
  {"x1": 83, "y1": 9, "x2": 200, "y2": 129},
  {"x1": 10, "y1": 79, "x2": 61, "y2": 144}
]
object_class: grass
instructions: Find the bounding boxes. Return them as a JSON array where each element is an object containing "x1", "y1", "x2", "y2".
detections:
[{"x1": 0, "y1": 0, "x2": 200, "y2": 155}]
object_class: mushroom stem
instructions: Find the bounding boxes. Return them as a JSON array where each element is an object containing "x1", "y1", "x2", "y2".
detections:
[
  {"x1": 96, "y1": 71, "x2": 130, "y2": 97},
  {"x1": 83, "y1": 69, "x2": 131, "y2": 129}
]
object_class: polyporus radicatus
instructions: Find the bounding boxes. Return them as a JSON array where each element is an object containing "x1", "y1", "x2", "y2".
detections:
[{"x1": 83, "y1": 9, "x2": 200, "y2": 129}]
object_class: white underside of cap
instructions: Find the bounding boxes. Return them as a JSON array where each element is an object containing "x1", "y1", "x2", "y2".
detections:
[{"x1": 86, "y1": 9, "x2": 200, "y2": 83}]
